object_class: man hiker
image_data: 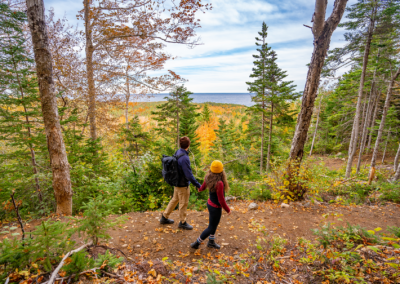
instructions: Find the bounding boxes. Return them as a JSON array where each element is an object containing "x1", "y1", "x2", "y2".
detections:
[{"x1": 160, "y1": 136, "x2": 201, "y2": 230}]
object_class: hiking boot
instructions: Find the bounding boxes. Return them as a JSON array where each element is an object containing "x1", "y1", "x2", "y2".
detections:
[
  {"x1": 160, "y1": 214, "x2": 174, "y2": 225},
  {"x1": 178, "y1": 221, "x2": 193, "y2": 230},
  {"x1": 190, "y1": 241, "x2": 201, "y2": 249},
  {"x1": 207, "y1": 240, "x2": 220, "y2": 249}
]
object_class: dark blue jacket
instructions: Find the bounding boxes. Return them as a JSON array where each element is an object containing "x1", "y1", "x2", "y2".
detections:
[{"x1": 175, "y1": 148, "x2": 201, "y2": 188}]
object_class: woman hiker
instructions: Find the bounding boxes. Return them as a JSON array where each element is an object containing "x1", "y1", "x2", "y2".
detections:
[{"x1": 190, "y1": 160, "x2": 231, "y2": 249}]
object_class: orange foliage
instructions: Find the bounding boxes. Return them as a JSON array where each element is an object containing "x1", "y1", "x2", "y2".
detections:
[{"x1": 196, "y1": 116, "x2": 219, "y2": 154}]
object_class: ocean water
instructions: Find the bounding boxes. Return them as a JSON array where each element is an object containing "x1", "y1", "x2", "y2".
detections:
[{"x1": 137, "y1": 93, "x2": 254, "y2": 107}]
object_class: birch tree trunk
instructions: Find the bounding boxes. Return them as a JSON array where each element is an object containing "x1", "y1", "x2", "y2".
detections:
[
  {"x1": 367, "y1": 89, "x2": 380, "y2": 152},
  {"x1": 84, "y1": 0, "x2": 97, "y2": 140},
  {"x1": 394, "y1": 160, "x2": 400, "y2": 181},
  {"x1": 289, "y1": 0, "x2": 348, "y2": 161},
  {"x1": 266, "y1": 103, "x2": 273, "y2": 172},
  {"x1": 125, "y1": 64, "x2": 131, "y2": 129},
  {"x1": 356, "y1": 83, "x2": 376, "y2": 174},
  {"x1": 394, "y1": 142, "x2": 400, "y2": 172},
  {"x1": 369, "y1": 66, "x2": 400, "y2": 182},
  {"x1": 26, "y1": 0, "x2": 73, "y2": 215},
  {"x1": 345, "y1": 11, "x2": 376, "y2": 178},
  {"x1": 309, "y1": 92, "x2": 323, "y2": 156},
  {"x1": 125, "y1": 93, "x2": 129, "y2": 129},
  {"x1": 381, "y1": 127, "x2": 391, "y2": 164}
]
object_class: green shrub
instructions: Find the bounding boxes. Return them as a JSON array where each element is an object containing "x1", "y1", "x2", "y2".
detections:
[
  {"x1": 94, "y1": 250, "x2": 123, "y2": 271},
  {"x1": 379, "y1": 182, "x2": 400, "y2": 203},
  {"x1": 62, "y1": 250, "x2": 94, "y2": 280},
  {"x1": 71, "y1": 198, "x2": 126, "y2": 245},
  {"x1": 313, "y1": 223, "x2": 378, "y2": 249},
  {"x1": 0, "y1": 220, "x2": 75, "y2": 281},
  {"x1": 388, "y1": 226, "x2": 400, "y2": 238},
  {"x1": 250, "y1": 185, "x2": 272, "y2": 201}
]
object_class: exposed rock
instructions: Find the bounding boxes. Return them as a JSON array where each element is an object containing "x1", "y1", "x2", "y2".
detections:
[
  {"x1": 248, "y1": 202, "x2": 258, "y2": 210},
  {"x1": 281, "y1": 203, "x2": 290, "y2": 208},
  {"x1": 225, "y1": 196, "x2": 236, "y2": 202}
]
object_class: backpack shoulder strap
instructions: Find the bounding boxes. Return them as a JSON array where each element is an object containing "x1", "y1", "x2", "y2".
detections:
[{"x1": 175, "y1": 153, "x2": 186, "y2": 160}]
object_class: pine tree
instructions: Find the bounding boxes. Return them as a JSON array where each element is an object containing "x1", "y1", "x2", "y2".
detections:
[
  {"x1": 0, "y1": 3, "x2": 49, "y2": 208},
  {"x1": 213, "y1": 117, "x2": 234, "y2": 161},
  {"x1": 323, "y1": 0, "x2": 400, "y2": 177},
  {"x1": 201, "y1": 103, "x2": 211, "y2": 123},
  {"x1": 246, "y1": 22, "x2": 297, "y2": 172},
  {"x1": 120, "y1": 116, "x2": 151, "y2": 160},
  {"x1": 152, "y1": 85, "x2": 200, "y2": 152}
]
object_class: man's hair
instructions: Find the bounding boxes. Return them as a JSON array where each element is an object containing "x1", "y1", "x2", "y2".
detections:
[{"x1": 179, "y1": 136, "x2": 191, "y2": 149}]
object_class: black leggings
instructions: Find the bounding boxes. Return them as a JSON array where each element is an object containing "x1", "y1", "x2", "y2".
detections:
[{"x1": 200, "y1": 203, "x2": 222, "y2": 240}]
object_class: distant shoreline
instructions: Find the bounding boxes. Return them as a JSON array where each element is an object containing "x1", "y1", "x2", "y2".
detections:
[{"x1": 135, "y1": 93, "x2": 254, "y2": 107}]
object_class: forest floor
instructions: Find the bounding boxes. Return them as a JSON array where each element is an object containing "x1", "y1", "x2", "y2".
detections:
[
  {"x1": 5, "y1": 199, "x2": 400, "y2": 283},
  {"x1": 310, "y1": 154, "x2": 395, "y2": 171}
]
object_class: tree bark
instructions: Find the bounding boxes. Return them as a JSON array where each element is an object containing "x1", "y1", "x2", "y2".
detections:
[
  {"x1": 345, "y1": 9, "x2": 376, "y2": 178},
  {"x1": 84, "y1": 0, "x2": 97, "y2": 140},
  {"x1": 356, "y1": 83, "x2": 376, "y2": 174},
  {"x1": 309, "y1": 92, "x2": 323, "y2": 156},
  {"x1": 260, "y1": 105, "x2": 265, "y2": 173},
  {"x1": 393, "y1": 162, "x2": 400, "y2": 181},
  {"x1": 26, "y1": 0, "x2": 73, "y2": 215},
  {"x1": 289, "y1": 0, "x2": 348, "y2": 161},
  {"x1": 125, "y1": 70, "x2": 130, "y2": 130},
  {"x1": 312, "y1": 0, "x2": 328, "y2": 40},
  {"x1": 367, "y1": 89, "x2": 380, "y2": 152},
  {"x1": 369, "y1": 66, "x2": 400, "y2": 177},
  {"x1": 266, "y1": 102, "x2": 273, "y2": 172},
  {"x1": 394, "y1": 142, "x2": 400, "y2": 172},
  {"x1": 381, "y1": 127, "x2": 391, "y2": 164}
]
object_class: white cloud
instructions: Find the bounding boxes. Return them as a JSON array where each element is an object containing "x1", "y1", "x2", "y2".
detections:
[{"x1": 43, "y1": 0, "x2": 359, "y2": 93}]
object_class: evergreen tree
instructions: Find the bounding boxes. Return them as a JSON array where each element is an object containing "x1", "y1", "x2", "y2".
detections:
[
  {"x1": 120, "y1": 116, "x2": 151, "y2": 160},
  {"x1": 201, "y1": 103, "x2": 211, "y2": 123},
  {"x1": 0, "y1": 3, "x2": 50, "y2": 212},
  {"x1": 152, "y1": 85, "x2": 200, "y2": 152},
  {"x1": 213, "y1": 117, "x2": 234, "y2": 160},
  {"x1": 246, "y1": 22, "x2": 297, "y2": 172}
]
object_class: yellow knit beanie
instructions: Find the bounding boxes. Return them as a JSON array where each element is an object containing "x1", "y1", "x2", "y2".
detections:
[{"x1": 210, "y1": 160, "x2": 223, "y2": 174}]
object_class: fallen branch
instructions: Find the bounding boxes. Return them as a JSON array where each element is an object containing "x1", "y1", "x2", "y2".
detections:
[
  {"x1": 90, "y1": 244, "x2": 128, "y2": 258},
  {"x1": 101, "y1": 271, "x2": 122, "y2": 279},
  {"x1": 334, "y1": 176, "x2": 357, "y2": 186},
  {"x1": 47, "y1": 242, "x2": 92, "y2": 284},
  {"x1": 10, "y1": 191, "x2": 25, "y2": 241}
]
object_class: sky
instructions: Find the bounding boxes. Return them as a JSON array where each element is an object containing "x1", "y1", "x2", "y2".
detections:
[{"x1": 43, "y1": 0, "x2": 357, "y2": 93}]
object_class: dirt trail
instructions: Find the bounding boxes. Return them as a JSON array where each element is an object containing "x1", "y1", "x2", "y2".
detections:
[
  {"x1": 4, "y1": 200, "x2": 399, "y2": 261},
  {"x1": 104, "y1": 201, "x2": 400, "y2": 262},
  {"x1": 2, "y1": 200, "x2": 400, "y2": 283}
]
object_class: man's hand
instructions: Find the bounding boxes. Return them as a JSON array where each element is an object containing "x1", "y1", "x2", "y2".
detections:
[{"x1": 227, "y1": 210, "x2": 232, "y2": 216}]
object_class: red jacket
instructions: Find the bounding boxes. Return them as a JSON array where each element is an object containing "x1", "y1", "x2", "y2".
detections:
[{"x1": 198, "y1": 180, "x2": 230, "y2": 213}]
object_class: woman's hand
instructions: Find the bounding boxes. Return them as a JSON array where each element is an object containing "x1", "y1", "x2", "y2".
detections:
[{"x1": 227, "y1": 210, "x2": 232, "y2": 216}]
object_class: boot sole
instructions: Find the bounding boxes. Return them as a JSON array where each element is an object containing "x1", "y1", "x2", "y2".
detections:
[{"x1": 178, "y1": 226, "x2": 193, "y2": 230}]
